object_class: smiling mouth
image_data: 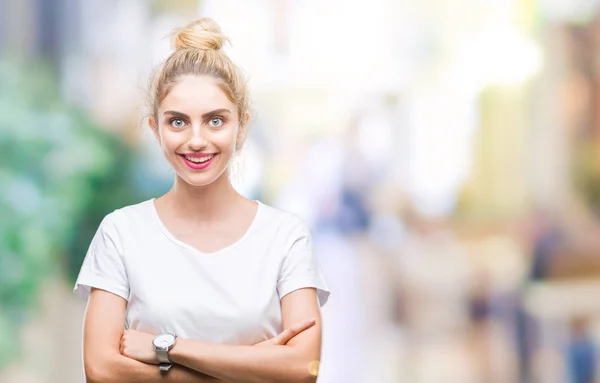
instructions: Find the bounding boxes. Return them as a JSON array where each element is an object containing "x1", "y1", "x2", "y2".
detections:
[
  {"x1": 179, "y1": 153, "x2": 218, "y2": 170},
  {"x1": 181, "y1": 154, "x2": 215, "y2": 163}
]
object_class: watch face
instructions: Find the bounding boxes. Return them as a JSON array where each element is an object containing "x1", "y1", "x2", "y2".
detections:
[{"x1": 153, "y1": 333, "x2": 176, "y2": 349}]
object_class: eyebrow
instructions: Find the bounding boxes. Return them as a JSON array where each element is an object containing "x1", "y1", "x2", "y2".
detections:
[{"x1": 163, "y1": 109, "x2": 232, "y2": 119}]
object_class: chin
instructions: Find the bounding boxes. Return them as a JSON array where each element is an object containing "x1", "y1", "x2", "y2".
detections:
[
  {"x1": 179, "y1": 169, "x2": 229, "y2": 188},
  {"x1": 179, "y1": 175, "x2": 217, "y2": 188}
]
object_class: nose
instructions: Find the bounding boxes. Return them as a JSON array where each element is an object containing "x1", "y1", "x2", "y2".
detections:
[{"x1": 187, "y1": 125, "x2": 208, "y2": 151}]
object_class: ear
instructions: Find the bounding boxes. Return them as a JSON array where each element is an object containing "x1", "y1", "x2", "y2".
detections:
[
  {"x1": 149, "y1": 117, "x2": 160, "y2": 143},
  {"x1": 236, "y1": 112, "x2": 250, "y2": 150}
]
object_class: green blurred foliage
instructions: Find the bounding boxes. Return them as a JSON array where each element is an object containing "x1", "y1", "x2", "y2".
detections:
[{"x1": 0, "y1": 59, "x2": 141, "y2": 369}]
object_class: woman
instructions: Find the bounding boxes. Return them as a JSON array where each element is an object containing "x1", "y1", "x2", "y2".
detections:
[{"x1": 74, "y1": 18, "x2": 330, "y2": 383}]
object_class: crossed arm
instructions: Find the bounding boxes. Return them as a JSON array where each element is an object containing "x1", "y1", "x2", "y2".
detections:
[{"x1": 83, "y1": 287, "x2": 323, "y2": 383}]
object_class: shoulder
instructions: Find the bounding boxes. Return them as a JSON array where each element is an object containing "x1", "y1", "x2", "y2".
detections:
[
  {"x1": 97, "y1": 199, "x2": 155, "y2": 235},
  {"x1": 255, "y1": 202, "x2": 312, "y2": 247},
  {"x1": 257, "y1": 201, "x2": 309, "y2": 231}
]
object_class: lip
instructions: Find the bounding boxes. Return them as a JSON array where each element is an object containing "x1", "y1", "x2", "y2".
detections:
[
  {"x1": 182, "y1": 152, "x2": 215, "y2": 158},
  {"x1": 179, "y1": 153, "x2": 217, "y2": 170}
]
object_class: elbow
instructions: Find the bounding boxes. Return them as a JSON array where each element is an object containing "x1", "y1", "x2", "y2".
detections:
[
  {"x1": 291, "y1": 373, "x2": 316, "y2": 383},
  {"x1": 84, "y1": 356, "x2": 118, "y2": 383},
  {"x1": 300, "y1": 371, "x2": 318, "y2": 383},
  {"x1": 297, "y1": 374, "x2": 317, "y2": 383},
  {"x1": 85, "y1": 365, "x2": 109, "y2": 383},
  {"x1": 84, "y1": 368, "x2": 104, "y2": 383},
  {"x1": 261, "y1": 359, "x2": 318, "y2": 383},
  {"x1": 291, "y1": 358, "x2": 319, "y2": 383}
]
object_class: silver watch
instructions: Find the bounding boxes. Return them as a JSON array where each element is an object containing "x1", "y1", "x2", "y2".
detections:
[{"x1": 153, "y1": 333, "x2": 177, "y2": 372}]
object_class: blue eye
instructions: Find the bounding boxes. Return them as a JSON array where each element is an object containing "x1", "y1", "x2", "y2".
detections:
[
  {"x1": 170, "y1": 118, "x2": 185, "y2": 128},
  {"x1": 209, "y1": 117, "x2": 223, "y2": 127}
]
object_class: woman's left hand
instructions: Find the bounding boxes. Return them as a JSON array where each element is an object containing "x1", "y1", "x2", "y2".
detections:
[{"x1": 120, "y1": 329, "x2": 159, "y2": 364}]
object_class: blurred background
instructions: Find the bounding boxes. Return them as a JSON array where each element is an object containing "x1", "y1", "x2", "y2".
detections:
[{"x1": 2, "y1": 0, "x2": 600, "y2": 382}]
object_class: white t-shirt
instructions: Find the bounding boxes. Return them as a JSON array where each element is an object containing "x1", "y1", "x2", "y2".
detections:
[{"x1": 74, "y1": 199, "x2": 330, "y2": 345}]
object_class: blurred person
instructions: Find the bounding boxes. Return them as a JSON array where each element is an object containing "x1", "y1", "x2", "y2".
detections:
[
  {"x1": 467, "y1": 266, "x2": 506, "y2": 382},
  {"x1": 275, "y1": 118, "x2": 379, "y2": 382},
  {"x1": 275, "y1": 133, "x2": 369, "y2": 383},
  {"x1": 275, "y1": 135, "x2": 345, "y2": 228},
  {"x1": 515, "y1": 209, "x2": 565, "y2": 382},
  {"x1": 73, "y1": 18, "x2": 330, "y2": 383},
  {"x1": 566, "y1": 317, "x2": 596, "y2": 383}
]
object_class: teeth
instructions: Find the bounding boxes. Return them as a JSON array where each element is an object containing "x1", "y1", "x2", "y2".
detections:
[{"x1": 185, "y1": 154, "x2": 213, "y2": 163}]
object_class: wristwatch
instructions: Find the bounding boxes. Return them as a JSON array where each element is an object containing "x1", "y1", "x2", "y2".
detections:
[{"x1": 152, "y1": 333, "x2": 177, "y2": 372}]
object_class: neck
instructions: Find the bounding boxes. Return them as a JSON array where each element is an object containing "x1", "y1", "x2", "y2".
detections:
[{"x1": 164, "y1": 170, "x2": 241, "y2": 221}]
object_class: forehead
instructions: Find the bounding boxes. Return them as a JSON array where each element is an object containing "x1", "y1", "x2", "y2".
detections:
[{"x1": 159, "y1": 75, "x2": 235, "y2": 115}]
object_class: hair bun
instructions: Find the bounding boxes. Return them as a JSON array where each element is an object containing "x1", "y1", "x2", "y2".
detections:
[{"x1": 172, "y1": 18, "x2": 228, "y2": 51}]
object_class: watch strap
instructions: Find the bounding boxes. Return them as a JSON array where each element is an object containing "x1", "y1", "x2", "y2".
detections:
[
  {"x1": 159, "y1": 363, "x2": 173, "y2": 372},
  {"x1": 156, "y1": 348, "x2": 171, "y2": 364}
]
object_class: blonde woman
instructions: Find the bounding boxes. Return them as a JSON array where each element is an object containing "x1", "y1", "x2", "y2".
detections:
[{"x1": 74, "y1": 18, "x2": 330, "y2": 383}]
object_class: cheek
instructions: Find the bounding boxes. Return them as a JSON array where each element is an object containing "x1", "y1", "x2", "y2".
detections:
[
  {"x1": 159, "y1": 131, "x2": 180, "y2": 153},
  {"x1": 229, "y1": 126, "x2": 242, "y2": 148},
  {"x1": 215, "y1": 128, "x2": 238, "y2": 152}
]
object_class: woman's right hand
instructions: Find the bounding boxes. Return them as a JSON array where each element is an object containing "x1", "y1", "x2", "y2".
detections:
[{"x1": 254, "y1": 318, "x2": 316, "y2": 347}]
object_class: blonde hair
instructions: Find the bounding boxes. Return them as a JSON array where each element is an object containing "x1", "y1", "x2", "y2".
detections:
[{"x1": 147, "y1": 18, "x2": 250, "y2": 147}]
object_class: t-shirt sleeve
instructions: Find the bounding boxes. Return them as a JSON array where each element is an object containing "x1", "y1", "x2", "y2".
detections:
[
  {"x1": 277, "y1": 217, "x2": 330, "y2": 307},
  {"x1": 73, "y1": 211, "x2": 129, "y2": 302}
]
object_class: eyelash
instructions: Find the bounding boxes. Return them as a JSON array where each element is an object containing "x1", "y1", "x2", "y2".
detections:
[
  {"x1": 169, "y1": 118, "x2": 186, "y2": 128},
  {"x1": 208, "y1": 116, "x2": 225, "y2": 127},
  {"x1": 167, "y1": 117, "x2": 226, "y2": 128}
]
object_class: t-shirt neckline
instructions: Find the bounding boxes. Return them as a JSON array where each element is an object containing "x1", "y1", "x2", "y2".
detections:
[{"x1": 147, "y1": 198, "x2": 263, "y2": 256}]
